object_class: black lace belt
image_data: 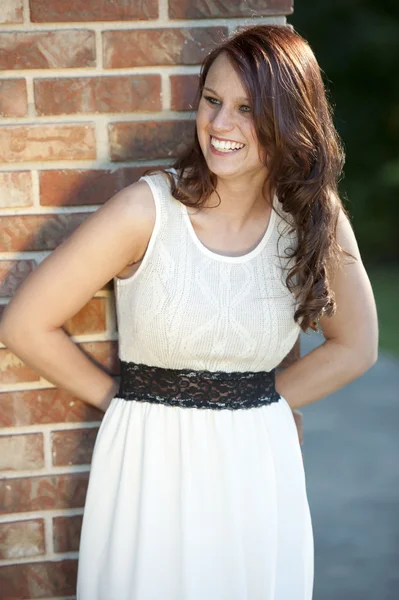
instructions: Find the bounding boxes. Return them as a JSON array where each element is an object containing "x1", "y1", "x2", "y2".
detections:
[{"x1": 115, "y1": 359, "x2": 281, "y2": 410}]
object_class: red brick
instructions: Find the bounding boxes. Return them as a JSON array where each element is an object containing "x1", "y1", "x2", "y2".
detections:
[
  {"x1": 0, "y1": 171, "x2": 32, "y2": 208},
  {"x1": 109, "y1": 120, "x2": 195, "y2": 161},
  {"x1": 0, "y1": 519, "x2": 45, "y2": 559},
  {"x1": 169, "y1": 0, "x2": 293, "y2": 18},
  {"x1": 0, "y1": 30, "x2": 95, "y2": 70},
  {"x1": 0, "y1": 473, "x2": 89, "y2": 514},
  {"x1": 0, "y1": 0, "x2": 23, "y2": 24},
  {"x1": 63, "y1": 298, "x2": 106, "y2": 336},
  {"x1": 0, "y1": 559, "x2": 77, "y2": 599},
  {"x1": 39, "y1": 167, "x2": 150, "y2": 207},
  {"x1": 0, "y1": 79, "x2": 27, "y2": 117},
  {"x1": 30, "y1": 0, "x2": 158, "y2": 21},
  {"x1": 52, "y1": 428, "x2": 98, "y2": 466},
  {"x1": 0, "y1": 348, "x2": 41, "y2": 384},
  {"x1": 170, "y1": 74, "x2": 200, "y2": 111},
  {"x1": 0, "y1": 124, "x2": 96, "y2": 163},
  {"x1": 53, "y1": 514, "x2": 83, "y2": 553},
  {"x1": 103, "y1": 27, "x2": 227, "y2": 68},
  {"x1": 0, "y1": 389, "x2": 104, "y2": 427},
  {"x1": 34, "y1": 74, "x2": 161, "y2": 116},
  {"x1": 0, "y1": 213, "x2": 88, "y2": 252},
  {"x1": 0, "y1": 433, "x2": 44, "y2": 470},
  {"x1": 0, "y1": 259, "x2": 37, "y2": 297}
]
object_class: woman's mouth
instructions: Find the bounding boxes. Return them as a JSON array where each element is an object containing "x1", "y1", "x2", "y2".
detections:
[{"x1": 210, "y1": 136, "x2": 245, "y2": 155}]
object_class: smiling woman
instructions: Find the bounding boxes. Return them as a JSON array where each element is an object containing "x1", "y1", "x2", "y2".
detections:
[
  {"x1": 159, "y1": 25, "x2": 353, "y2": 334},
  {"x1": 0, "y1": 23, "x2": 378, "y2": 600}
]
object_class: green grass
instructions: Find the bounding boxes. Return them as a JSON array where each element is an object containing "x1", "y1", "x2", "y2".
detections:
[{"x1": 367, "y1": 266, "x2": 399, "y2": 358}]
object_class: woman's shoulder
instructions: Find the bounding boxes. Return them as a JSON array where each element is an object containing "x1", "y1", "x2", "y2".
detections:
[
  {"x1": 109, "y1": 179, "x2": 158, "y2": 276},
  {"x1": 137, "y1": 167, "x2": 181, "y2": 199},
  {"x1": 139, "y1": 166, "x2": 178, "y2": 183},
  {"x1": 111, "y1": 179, "x2": 157, "y2": 221}
]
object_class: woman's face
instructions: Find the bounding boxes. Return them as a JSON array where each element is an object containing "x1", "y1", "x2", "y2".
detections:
[{"x1": 196, "y1": 51, "x2": 266, "y2": 181}]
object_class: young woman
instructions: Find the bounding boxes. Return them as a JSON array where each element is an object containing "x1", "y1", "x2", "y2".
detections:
[{"x1": 0, "y1": 25, "x2": 378, "y2": 600}]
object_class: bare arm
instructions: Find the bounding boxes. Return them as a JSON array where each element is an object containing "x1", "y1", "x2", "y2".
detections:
[
  {"x1": 275, "y1": 206, "x2": 379, "y2": 410},
  {"x1": 0, "y1": 180, "x2": 155, "y2": 412}
]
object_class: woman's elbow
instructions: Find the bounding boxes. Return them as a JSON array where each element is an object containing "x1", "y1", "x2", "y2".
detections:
[
  {"x1": 355, "y1": 341, "x2": 379, "y2": 376},
  {"x1": 0, "y1": 314, "x2": 33, "y2": 347}
]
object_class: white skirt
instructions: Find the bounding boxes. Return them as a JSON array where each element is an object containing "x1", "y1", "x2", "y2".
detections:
[{"x1": 76, "y1": 395, "x2": 314, "y2": 600}]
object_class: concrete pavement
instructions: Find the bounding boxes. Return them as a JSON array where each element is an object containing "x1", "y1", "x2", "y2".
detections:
[{"x1": 300, "y1": 331, "x2": 399, "y2": 600}]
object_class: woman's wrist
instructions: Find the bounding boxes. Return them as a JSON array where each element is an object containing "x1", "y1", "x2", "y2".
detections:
[{"x1": 97, "y1": 377, "x2": 119, "y2": 412}]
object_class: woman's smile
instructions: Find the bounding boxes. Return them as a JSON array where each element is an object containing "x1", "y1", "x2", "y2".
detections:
[{"x1": 209, "y1": 135, "x2": 246, "y2": 156}]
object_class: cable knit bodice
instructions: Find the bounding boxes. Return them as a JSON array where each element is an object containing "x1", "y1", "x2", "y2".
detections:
[{"x1": 113, "y1": 168, "x2": 301, "y2": 373}]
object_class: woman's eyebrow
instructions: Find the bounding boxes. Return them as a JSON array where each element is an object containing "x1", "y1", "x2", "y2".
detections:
[{"x1": 203, "y1": 86, "x2": 250, "y2": 101}]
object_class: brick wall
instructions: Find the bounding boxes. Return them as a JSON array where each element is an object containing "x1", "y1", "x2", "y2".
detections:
[{"x1": 0, "y1": 1, "x2": 295, "y2": 598}]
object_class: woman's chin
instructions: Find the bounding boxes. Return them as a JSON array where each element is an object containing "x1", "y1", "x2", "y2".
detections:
[{"x1": 203, "y1": 155, "x2": 241, "y2": 177}]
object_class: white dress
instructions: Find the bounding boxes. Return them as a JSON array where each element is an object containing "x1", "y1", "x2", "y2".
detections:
[{"x1": 76, "y1": 168, "x2": 314, "y2": 600}]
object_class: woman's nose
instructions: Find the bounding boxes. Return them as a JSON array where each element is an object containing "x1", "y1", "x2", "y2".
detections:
[{"x1": 211, "y1": 105, "x2": 234, "y2": 131}]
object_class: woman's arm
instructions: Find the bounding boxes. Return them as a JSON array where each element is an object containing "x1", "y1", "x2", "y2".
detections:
[
  {"x1": 275, "y1": 206, "x2": 379, "y2": 410},
  {"x1": 0, "y1": 180, "x2": 155, "y2": 412}
]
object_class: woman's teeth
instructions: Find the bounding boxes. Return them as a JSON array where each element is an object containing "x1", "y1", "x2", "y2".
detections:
[{"x1": 210, "y1": 136, "x2": 245, "y2": 152}]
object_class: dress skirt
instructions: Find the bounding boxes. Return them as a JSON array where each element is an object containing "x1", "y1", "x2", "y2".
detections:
[{"x1": 76, "y1": 365, "x2": 314, "y2": 600}]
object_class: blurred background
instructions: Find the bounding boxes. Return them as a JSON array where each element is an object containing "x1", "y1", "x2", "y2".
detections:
[
  {"x1": 291, "y1": 0, "x2": 399, "y2": 356},
  {"x1": 289, "y1": 2, "x2": 399, "y2": 598}
]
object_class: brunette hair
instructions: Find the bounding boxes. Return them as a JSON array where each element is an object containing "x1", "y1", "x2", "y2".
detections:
[{"x1": 144, "y1": 24, "x2": 354, "y2": 332}]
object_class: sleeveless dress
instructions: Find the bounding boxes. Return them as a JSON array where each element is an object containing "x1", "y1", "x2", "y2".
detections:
[{"x1": 76, "y1": 168, "x2": 314, "y2": 600}]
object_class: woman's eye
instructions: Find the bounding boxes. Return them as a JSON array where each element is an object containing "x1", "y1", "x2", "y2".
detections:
[
  {"x1": 203, "y1": 95, "x2": 251, "y2": 114},
  {"x1": 204, "y1": 95, "x2": 219, "y2": 105}
]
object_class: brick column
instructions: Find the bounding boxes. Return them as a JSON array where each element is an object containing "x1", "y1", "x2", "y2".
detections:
[{"x1": 0, "y1": 1, "x2": 294, "y2": 597}]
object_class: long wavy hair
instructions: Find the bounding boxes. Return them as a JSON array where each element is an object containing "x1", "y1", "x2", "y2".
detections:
[{"x1": 144, "y1": 24, "x2": 353, "y2": 332}]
